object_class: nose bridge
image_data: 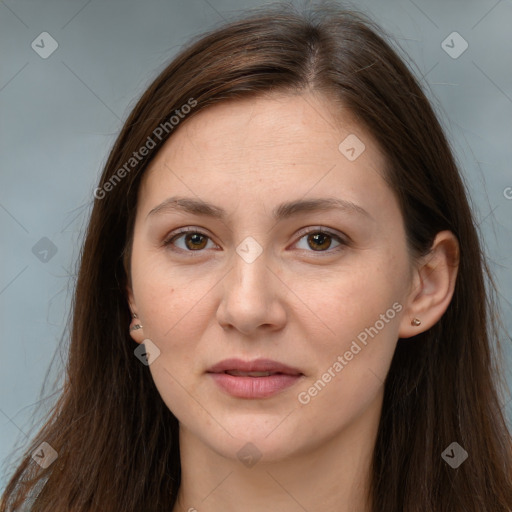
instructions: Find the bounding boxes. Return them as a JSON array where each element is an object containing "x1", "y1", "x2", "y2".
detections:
[
  {"x1": 216, "y1": 235, "x2": 286, "y2": 333},
  {"x1": 229, "y1": 236, "x2": 273, "y2": 301}
]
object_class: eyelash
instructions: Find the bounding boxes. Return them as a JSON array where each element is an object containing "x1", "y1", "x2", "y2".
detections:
[{"x1": 162, "y1": 226, "x2": 349, "y2": 256}]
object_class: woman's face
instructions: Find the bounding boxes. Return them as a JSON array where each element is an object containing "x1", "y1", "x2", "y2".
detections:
[{"x1": 128, "y1": 91, "x2": 416, "y2": 462}]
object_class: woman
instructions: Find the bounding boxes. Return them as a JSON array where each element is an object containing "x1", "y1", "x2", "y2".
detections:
[{"x1": 2, "y1": 3, "x2": 511, "y2": 511}]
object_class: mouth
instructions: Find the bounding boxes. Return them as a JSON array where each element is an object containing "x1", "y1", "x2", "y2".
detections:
[
  {"x1": 206, "y1": 357, "x2": 303, "y2": 376},
  {"x1": 206, "y1": 358, "x2": 304, "y2": 399},
  {"x1": 222, "y1": 370, "x2": 290, "y2": 377}
]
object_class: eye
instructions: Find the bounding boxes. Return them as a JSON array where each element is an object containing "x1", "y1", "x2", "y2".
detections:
[
  {"x1": 163, "y1": 226, "x2": 349, "y2": 255},
  {"x1": 294, "y1": 228, "x2": 347, "y2": 254},
  {"x1": 163, "y1": 227, "x2": 218, "y2": 253}
]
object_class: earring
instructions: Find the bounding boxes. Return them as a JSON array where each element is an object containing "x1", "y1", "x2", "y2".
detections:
[
  {"x1": 411, "y1": 318, "x2": 421, "y2": 326},
  {"x1": 130, "y1": 312, "x2": 142, "y2": 332}
]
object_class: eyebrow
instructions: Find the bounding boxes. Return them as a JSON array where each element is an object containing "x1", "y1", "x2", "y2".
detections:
[{"x1": 146, "y1": 196, "x2": 373, "y2": 221}]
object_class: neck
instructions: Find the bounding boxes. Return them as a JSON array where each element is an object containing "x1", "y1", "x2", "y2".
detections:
[{"x1": 172, "y1": 392, "x2": 382, "y2": 512}]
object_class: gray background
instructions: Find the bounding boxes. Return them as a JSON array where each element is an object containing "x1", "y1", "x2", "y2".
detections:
[{"x1": 1, "y1": 0, "x2": 511, "y2": 491}]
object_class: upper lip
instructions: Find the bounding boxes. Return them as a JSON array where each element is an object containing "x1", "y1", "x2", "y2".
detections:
[{"x1": 207, "y1": 358, "x2": 303, "y2": 375}]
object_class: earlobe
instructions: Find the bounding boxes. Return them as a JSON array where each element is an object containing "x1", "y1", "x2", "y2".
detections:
[
  {"x1": 129, "y1": 313, "x2": 145, "y2": 344},
  {"x1": 399, "y1": 230, "x2": 459, "y2": 339},
  {"x1": 126, "y1": 286, "x2": 145, "y2": 344}
]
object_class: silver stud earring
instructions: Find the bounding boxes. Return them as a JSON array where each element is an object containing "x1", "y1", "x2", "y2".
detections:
[
  {"x1": 411, "y1": 318, "x2": 421, "y2": 326},
  {"x1": 130, "y1": 312, "x2": 142, "y2": 332}
]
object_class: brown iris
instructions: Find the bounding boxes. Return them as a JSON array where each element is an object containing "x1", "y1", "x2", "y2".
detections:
[
  {"x1": 184, "y1": 233, "x2": 208, "y2": 250},
  {"x1": 307, "y1": 232, "x2": 332, "y2": 251}
]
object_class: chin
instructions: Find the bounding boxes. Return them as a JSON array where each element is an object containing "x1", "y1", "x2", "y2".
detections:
[{"x1": 194, "y1": 414, "x2": 327, "y2": 464}]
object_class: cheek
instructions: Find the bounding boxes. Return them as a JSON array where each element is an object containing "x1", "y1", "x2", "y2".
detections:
[
  {"x1": 292, "y1": 256, "x2": 407, "y2": 410},
  {"x1": 132, "y1": 249, "x2": 216, "y2": 338},
  {"x1": 136, "y1": 273, "x2": 213, "y2": 423},
  {"x1": 294, "y1": 294, "x2": 402, "y2": 431},
  {"x1": 293, "y1": 255, "x2": 407, "y2": 349},
  {"x1": 132, "y1": 262, "x2": 221, "y2": 393}
]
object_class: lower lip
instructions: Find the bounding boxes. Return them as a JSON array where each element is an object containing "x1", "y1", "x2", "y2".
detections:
[{"x1": 208, "y1": 372, "x2": 303, "y2": 398}]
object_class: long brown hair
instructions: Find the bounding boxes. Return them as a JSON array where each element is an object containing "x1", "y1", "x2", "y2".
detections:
[{"x1": 2, "y1": 3, "x2": 511, "y2": 511}]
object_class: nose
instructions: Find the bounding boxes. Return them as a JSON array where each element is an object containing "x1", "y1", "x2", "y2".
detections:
[{"x1": 216, "y1": 245, "x2": 287, "y2": 336}]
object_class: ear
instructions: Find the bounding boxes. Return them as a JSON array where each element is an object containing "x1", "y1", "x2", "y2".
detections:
[
  {"x1": 399, "y1": 230, "x2": 460, "y2": 338},
  {"x1": 126, "y1": 285, "x2": 145, "y2": 344}
]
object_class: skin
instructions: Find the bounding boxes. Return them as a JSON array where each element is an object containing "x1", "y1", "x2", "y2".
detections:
[{"x1": 127, "y1": 91, "x2": 459, "y2": 512}]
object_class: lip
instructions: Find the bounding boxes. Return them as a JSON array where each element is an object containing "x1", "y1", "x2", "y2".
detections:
[
  {"x1": 207, "y1": 358, "x2": 303, "y2": 375},
  {"x1": 206, "y1": 358, "x2": 304, "y2": 399}
]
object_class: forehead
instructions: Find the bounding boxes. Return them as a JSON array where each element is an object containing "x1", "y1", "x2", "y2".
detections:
[
  {"x1": 148, "y1": 92, "x2": 382, "y2": 167},
  {"x1": 137, "y1": 91, "x2": 392, "y2": 221}
]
